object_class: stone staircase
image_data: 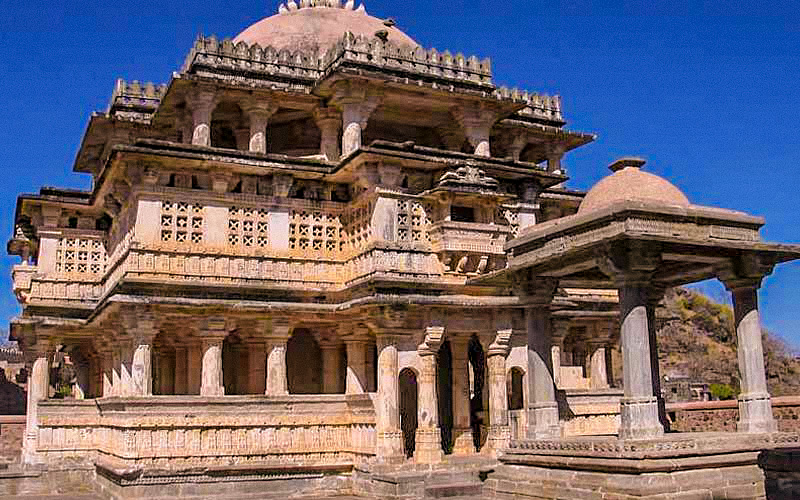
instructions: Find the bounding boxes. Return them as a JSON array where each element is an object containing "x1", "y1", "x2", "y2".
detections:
[{"x1": 353, "y1": 456, "x2": 495, "y2": 499}]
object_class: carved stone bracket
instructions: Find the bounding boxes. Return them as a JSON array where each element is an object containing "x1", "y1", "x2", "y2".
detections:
[
  {"x1": 418, "y1": 326, "x2": 444, "y2": 356},
  {"x1": 488, "y1": 328, "x2": 512, "y2": 357}
]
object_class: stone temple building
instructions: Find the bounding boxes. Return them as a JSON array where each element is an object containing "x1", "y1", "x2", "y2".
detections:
[{"x1": 6, "y1": 2, "x2": 800, "y2": 499}]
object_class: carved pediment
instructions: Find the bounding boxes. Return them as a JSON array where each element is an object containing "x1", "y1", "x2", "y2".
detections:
[{"x1": 436, "y1": 165, "x2": 499, "y2": 193}]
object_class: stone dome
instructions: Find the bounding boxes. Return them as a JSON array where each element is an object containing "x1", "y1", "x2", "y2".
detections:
[
  {"x1": 233, "y1": 2, "x2": 419, "y2": 53},
  {"x1": 578, "y1": 157, "x2": 690, "y2": 215}
]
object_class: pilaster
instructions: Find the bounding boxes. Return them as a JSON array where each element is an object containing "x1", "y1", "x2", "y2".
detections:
[
  {"x1": 200, "y1": 317, "x2": 226, "y2": 396},
  {"x1": 375, "y1": 334, "x2": 403, "y2": 460},
  {"x1": 486, "y1": 329, "x2": 512, "y2": 453},
  {"x1": 415, "y1": 326, "x2": 444, "y2": 463},
  {"x1": 266, "y1": 319, "x2": 291, "y2": 395}
]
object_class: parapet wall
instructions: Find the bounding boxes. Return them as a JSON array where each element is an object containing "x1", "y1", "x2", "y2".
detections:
[
  {"x1": 0, "y1": 415, "x2": 25, "y2": 464},
  {"x1": 667, "y1": 396, "x2": 800, "y2": 433}
]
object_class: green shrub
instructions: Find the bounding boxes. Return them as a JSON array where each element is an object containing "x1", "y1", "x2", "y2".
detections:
[{"x1": 709, "y1": 383, "x2": 737, "y2": 400}]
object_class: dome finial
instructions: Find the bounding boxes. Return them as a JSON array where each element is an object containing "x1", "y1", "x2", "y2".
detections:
[
  {"x1": 609, "y1": 157, "x2": 646, "y2": 172},
  {"x1": 287, "y1": 0, "x2": 298, "y2": 10},
  {"x1": 356, "y1": 2, "x2": 367, "y2": 13}
]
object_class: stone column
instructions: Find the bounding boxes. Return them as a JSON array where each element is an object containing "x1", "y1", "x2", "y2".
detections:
[
  {"x1": 618, "y1": 280, "x2": 664, "y2": 440},
  {"x1": 345, "y1": 338, "x2": 369, "y2": 394},
  {"x1": 545, "y1": 145, "x2": 565, "y2": 174},
  {"x1": 320, "y1": 342, "x2": 342, "y2": 394},
  {"x1": 187, "y1": 90, "x2": 217, "y2": 147},
  {"x1": 200, "y1": 338, "x2": 224, "y2": 396},
  {"x1": 331, "y1": 82, "x2": 381, "y2": 157},
  {"x1": 375, "y1": 334, "x2": 403, "y2": 459},
  {"x1": 187, "y1": 344, "x2": 202, "y2": 395},
  {"x1": 245, "y1": 101, "x2": 276, "y2": 154},
  {"x1": 725, "y1": 278, "x2": 777, "y2": 433},
  {"x1": 119, "y1": 341, "x2": 133, "y2": 397},
  {"x1": 112, "y1": 347, "x2": 122, "y2": 396},
  {"x1": 450, "y1": 338, "x2": 474, "y2": 455},
  {"x1": 551, "y1": 319, "x2": 570, "y2": 389},
  {"x1": 174, "y1": 347, "x2": 188, "y2": 395},
  {"x1": 453, "y1": 104, "x2": 498, "y2": 157},
  {"x1": 589, "y1": 342, "x2": 609, "y2": 390},
  {"x1": 647, "y1": 290, "x2": 669, "y2": 430},
  {"x1": 101, "y1": 350, "x2": 113, "y2": 397},
  {"x1": 266, "y1": 321, "x2": 291, "y2": 396},
  {"x1": 526, "y1": 306, "x2": 560, "y2": 439},
  {"x1": 200, "y1": 319, "x2": 226, "y2": 396},
  {"x1": 486, "y1": 329, "x2": 512, "y2": 452},
  {"x1": 131, "y1": 344, "x2": 153, "y2": 396},
  {"x1": 314, "y1": 107, "x2": 341, "y2": 161},
  {"x1": 247, "y1": 343, "x2": 267, "y2": 395},
  {"x1": 23, "y1": 344, "x2": 51, "y2": 465},
  {"x1": 415, "y1": 326, "x2": 444, "y2": 463}
]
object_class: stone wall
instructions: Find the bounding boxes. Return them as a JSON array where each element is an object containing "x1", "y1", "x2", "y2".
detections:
[
  {"x1": 33, "y1": 394, "x2": 376, "y2": 469},
  {"x1": 0, "y1": 415, "x2": 25, "y2": 463},
  {"x1": 668, "y1": 395, "x2": 800, "y2": 432}
]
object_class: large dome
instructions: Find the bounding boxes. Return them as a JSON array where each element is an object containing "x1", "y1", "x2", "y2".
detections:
[
  {"x1": 578, "y1": 158, "x2": 690, "y2": 215},
  {"x1": 234, "y1": 3, "x2": 420, "y2": 53}
]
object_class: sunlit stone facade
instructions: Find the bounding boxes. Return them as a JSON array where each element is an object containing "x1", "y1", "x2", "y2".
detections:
[{"x1": 8, "y1": 3, "x2": 799, "y2": 499}]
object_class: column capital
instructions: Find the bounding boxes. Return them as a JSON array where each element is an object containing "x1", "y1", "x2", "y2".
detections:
[
  {"x1": 313, "y1": 105, "x2": 342, "y2": 125},
  {"x1": 243, "y1": 97, "x2": 278, "y2": 118},
  {"x1": 268, "y1": 318, "x2": 292, "y2": 340},
  {"x1": 487, "y1": 328, "x2": 513, "y2": 357},
  {"x1": 512, "y1": 272, "x2": 558, "y2": 305},
  {"x1": 185, "y1": 87, "x2": 217, "y2": 110},
  {"x1": 418, "y1": 326, "x2": 444, "y2": 356},
  {"x1": 202, "y1": 316, "x2": 228, "y2": 338}
]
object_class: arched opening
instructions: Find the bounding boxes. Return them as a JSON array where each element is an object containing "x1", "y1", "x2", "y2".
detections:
[
  {"x1": 437, "y1": 340, "x2": 454, "y2": 454},
  {"x1": 508, "y1": 367, "x2": 525, "y2": 410},
  {"x1": 222, "y1": 334, "x2": 248, "y2": 395},
  {"x1": 468, "y1": 335, "x2": 487, "y2": 451},
  {"x1": 286, "y1": 329, "x2": 322, "y2": 394},
  {"x1": 399, "y1": 368, "x2": 418, "y2": 459}
]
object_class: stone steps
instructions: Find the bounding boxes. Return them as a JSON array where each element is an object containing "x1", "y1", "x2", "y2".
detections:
[{"x1": 424, "y1": 480, "x2": 483, "y2": 498}]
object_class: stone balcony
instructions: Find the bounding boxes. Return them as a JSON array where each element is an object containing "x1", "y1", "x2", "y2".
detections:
[{"x1": 428, "y1": 221, "x2": 511, "y2": 275}]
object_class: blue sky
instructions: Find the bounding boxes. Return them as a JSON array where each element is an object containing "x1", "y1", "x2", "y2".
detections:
[{"x1": 1, "y1": 1, "x2": 799, "y2": 347}]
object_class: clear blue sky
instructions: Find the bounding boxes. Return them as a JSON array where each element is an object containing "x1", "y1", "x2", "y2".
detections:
[{"x1": 1, "y1": 1, "x2": 799, "y2": 347}]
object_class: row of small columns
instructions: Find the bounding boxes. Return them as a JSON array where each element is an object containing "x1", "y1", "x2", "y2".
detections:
[
  {"x1": 182, "y1": 84, "x2": 523, "y2": 161},
  {"x1": 373, "y1": 328, "x2": 513, "y2": 463},
  {"x1": 550, "y1": 319, "x2": 613, "y2": 390}
]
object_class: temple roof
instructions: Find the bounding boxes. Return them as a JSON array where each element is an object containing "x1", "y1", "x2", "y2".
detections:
[
  {"x1": 578, "y1": 157, "x2": 690, "y2": 215},
  {"x1": 234, "y1": 2, "x2": 419, "y2": 53}
]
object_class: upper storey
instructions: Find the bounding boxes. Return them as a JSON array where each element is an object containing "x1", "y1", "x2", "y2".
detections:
[{"x1": 72, "y1": 1, "x2": 593, "y2": 180}]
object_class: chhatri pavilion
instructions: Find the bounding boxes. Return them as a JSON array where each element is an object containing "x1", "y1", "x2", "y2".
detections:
[{"x1": 7, "y1": 2, "x2": 800, "y2": 498}]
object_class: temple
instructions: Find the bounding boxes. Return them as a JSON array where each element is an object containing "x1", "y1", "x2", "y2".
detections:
[{"x1": 6, "y1": 2, "x2": 800, "y2": 499}]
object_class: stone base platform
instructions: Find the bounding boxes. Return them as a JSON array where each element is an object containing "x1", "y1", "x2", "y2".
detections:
[
  {"x1": 487, "y1": 432, "x2": 800, "y2": 499},
  {"x1": 91, "y1": 457, "x2": 355, "y2": 499},
  {"x1": 352, "y1": 456, "x2": 496, "y2": 499}
]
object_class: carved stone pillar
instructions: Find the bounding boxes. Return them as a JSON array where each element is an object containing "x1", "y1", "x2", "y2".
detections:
[
  {"x1": 320, "y1": 342, "x2": 342, "y2": 394},
  {"x1": 314, "y1": 107, "x2": 342, "y2": 161},
  {"x1": 187, "y1": 89, "x2": 217, "y2": 147},
  {"x1": 101, "y1": 349, "x2": 113, "y2": 397},
  {"x1": 23, "y1": 342, "x2": 52, "y2": 465},
  {"x1": 201, "y1": 339, "x2": 224, "y2": 396},
  {"x1": 723, "y1": 276, "x2": 776, "y2": 433},
  {"x1": 345, "y1": 338, "x2": 369, "y2": 394},
  {"x1": 618, "y1": 279, "x2": 664, "y2": 440},
  {"x1": 247, "y1": 343, "x2": 267, "y2": 395},
  {"x1": 128, "y1": 317, "x2": 156, "y2": 396},
  {"x1": 331, "y1": 82, "x2": 381, "y2": 157},
  {"x1": 199, "y1": 318, "x2": 226, "y2": 396},
  {"x1": 119, "y1": 340, "x2": 133, "y2": 397},
  {"x1": 647, "y1": 289, "x2": 669, "y2": 430},
  {"x1": 551, "y1": 319, "x2": 570, "y2": 389},
  {"x1": 526, "y1": 305, "x2": 560, "y2": 439},
  {"x1": 266, "y1": 321, "x2": 291, "y2": 396},
  {"x1": 375, "y1": 334, "x2": 403, "y2": 459},
  {"x1": 174, "y1": 347, "x2": 188, "y2": 395},
  {"x1": 450, "y1": 338, "x2": 474, "y2": 455},
  {"x1": 486, "y1": 329, "x2": 512, "y2": 452},
  {"x1": 589, "y1": 342, "x2": 609, "y2": 390},
  {"x1": 452, "y1": 104, "x2": 499, "y2": 157},
  {"x1": 415, "y1": 326, "x2": 444, "y2": 463},
  {"x1": 245, "y1": 100, "x2": 276, "y2": 154}
]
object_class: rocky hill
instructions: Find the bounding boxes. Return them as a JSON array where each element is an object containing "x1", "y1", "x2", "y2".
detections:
[{"x1": 655, "y1": 288, "x2": 800, "y2": 397}]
